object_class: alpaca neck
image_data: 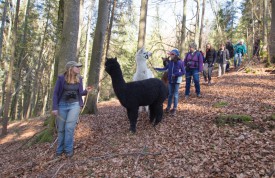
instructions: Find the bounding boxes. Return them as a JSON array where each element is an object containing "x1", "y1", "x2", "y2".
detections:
[
  {"x1": 110, "y1": 67, "x2": 126, "y2": 99},
  {"x1": 136, "y1": 60, "x2": 148, "y2": 72}
]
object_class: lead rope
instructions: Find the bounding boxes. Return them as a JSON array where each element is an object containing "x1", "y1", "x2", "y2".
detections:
[
  {"x1": 148, "y1": 59, "x2": 202, "y2": 80},
  {"x1": 76, "y1": 73, "x2": 109, "y2": 129}
]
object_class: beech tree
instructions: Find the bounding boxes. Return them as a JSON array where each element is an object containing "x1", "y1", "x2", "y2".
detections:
[
  {"x1": 270, "y1": 0, "x2": 275, "y2": 63},
  {"x1": 2, "y1": 0, "x2": 20, "y2": 135},
  {"x1": 137, "y1": 0, "x2": 148, "y2": 50},
  {"x1": 180, "y1": 0, "x2": 187, "y2": 55},
  {"x1": 84, "y1": 0, "x2": 109, "y2": 114}
]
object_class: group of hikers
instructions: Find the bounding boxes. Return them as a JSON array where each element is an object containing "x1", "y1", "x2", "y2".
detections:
[
  {"x1": 51, "y1": 39, "x2": 250, "y2": 158},
  {"x1": 154, "y1": 39, "x2": 248, "y2": 116}
]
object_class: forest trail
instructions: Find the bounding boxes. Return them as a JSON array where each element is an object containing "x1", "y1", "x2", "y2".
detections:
[{"x1": 0, "y1": 63, "x2": 274, "y2": 177}]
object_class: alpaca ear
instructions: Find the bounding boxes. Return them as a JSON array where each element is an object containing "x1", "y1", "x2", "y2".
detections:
[
  {"x1": 138, "y1": 47, "x2": 144, "y2": 54},
  {"x1": 141, "y1": 46, "x2": 145, "y2": 52},
  {"x1": 114, "y1": 57, "x2": 117, "y2": 61}
]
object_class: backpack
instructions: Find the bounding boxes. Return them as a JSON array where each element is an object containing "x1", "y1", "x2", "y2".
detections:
[{"x1": 186, "y1": 51, "x2": 202, "y2": 69}]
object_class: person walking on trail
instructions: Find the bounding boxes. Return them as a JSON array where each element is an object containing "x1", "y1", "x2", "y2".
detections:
[
  {"x1": 217, "y1": 43, "x2": 230, "y2": 77},
  {"x1": 154, "y1": 49, "x2": 185, "y2": 116},
  {"x1": 253, "y1": 38, "x2": 261, "y2": 61},
  {"x1": 226, "y1": 40, "x2": 234, "y2": 59},
  {"x1": 52, "y1": 61, "x2": 93, "y2": 158},
  {"x1": 225, "y1": 40, "x2": 234, "y2": 72},
  {"x1": 233, "y1": 39, "x2": 247, "y2": 69},
  {"x1": 183, "y1": 42, "x2": 204, "y2": 99},
  {"x1": 203, "y1": 43, "x2": 217, "y2": 85}
]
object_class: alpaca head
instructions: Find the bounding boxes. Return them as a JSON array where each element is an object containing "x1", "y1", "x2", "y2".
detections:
[
  {"x1": 105, "y1": 57, "x2": 120, "y2": 75},
  {"x1": 135, "y1": 47, "x2": 152, "y2": 62}
]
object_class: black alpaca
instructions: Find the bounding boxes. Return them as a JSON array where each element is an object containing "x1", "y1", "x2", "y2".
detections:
[{"x1": 105, "y1": 57, "x2": 168, "y2": 133}]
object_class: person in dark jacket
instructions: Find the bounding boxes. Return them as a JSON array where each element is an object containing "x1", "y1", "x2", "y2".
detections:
[
  {"x1": 154, "y1": 49, "x2": 185, "y2": 115},
  {"x1": 253, "y1": 38, "x2": 260, "y2": 61},
  {"x1": 225, "y1": 40, "x2": 234, "y2": 71},
  {"x1": 226, "y1": 40, "x2": 234, "y2": 59},
  {"x1": 217, "y1": 44, "x2": 230, "y2": 77},
  {"x1": 184, "y1": 42, "x2": 204, "y2": 98},
  {"x1": 52, "y1": 61, "x2": 93, "y2": 158},
  {"x1": 203, "y1": 43, "x2": 217, "y2": 85}
]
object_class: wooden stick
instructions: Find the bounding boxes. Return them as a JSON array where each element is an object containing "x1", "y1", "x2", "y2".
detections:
[{"x1": 52, "y1": 163, "x2": 66, "y2": 178}]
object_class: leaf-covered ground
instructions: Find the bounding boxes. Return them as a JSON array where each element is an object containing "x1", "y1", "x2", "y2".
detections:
[{"x1": 0, "y1": 64, "x2": 275, "y2": 177}]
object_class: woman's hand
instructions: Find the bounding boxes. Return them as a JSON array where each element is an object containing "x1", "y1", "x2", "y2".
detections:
[
  {"x1": 86, "y1": 86, "x2": 93, "y2": 92},
  {"x1": 52, "y1": 110, "x2": 58, "y2": 116}
]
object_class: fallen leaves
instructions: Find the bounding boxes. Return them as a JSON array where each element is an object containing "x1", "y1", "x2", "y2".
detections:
[{"x1": 0, "y1": 64, "x2": 274, "y2": 177}]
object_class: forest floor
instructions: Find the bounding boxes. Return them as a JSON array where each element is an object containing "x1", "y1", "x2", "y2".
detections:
[{"x1": 0, "y1": 62, "x2": 275, "y2": 177}]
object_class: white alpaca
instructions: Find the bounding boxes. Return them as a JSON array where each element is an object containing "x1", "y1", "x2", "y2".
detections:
[
  {"x1": 133, "y1": 47, "x2": 154, "y2": 112},
  {"x1": 133, "y1": 47, "x2": 154, "y2": 81}
]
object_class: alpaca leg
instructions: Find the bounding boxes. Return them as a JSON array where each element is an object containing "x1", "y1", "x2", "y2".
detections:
[
  {"x1": 149, "y1": 105, "x2": 156, "y2": 123},
  {"x1": 154, "y1": 103, "x2": 164, "y2": 126},
  {"x1": 127, "y1": 108, "x2": 139, "y2": 133},
  {"x1": 145, "y1": 106, "x2": 149, "y2": 112}
]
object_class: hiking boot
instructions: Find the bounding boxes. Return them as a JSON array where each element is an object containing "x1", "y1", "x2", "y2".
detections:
[
  {"x1": 66, "y1": 151, "x2": 74, "y2": 158},
  {"x1": 197, "y1": 94, "x2": 202, "y2": 98},
  {"x1": 208, "y1": 81, "x2": 211, "y2": 86},
  {"x1": 170, "y1": 109, "x2": 176, "y2": 116},
  {"x1": 55, "y1": 152, "x2": 62, "y2": 158},
  {"x1": 165, "y1": 108, "x2": 170, "y2": 113}
]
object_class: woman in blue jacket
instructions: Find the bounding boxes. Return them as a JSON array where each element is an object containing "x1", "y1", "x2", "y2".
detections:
[
  {"x1": 154, "y1": 49, "x2": 185, "y2": 116},
  {"x1": 52, "y1": 61, "x2": 93, "y2": 158}
]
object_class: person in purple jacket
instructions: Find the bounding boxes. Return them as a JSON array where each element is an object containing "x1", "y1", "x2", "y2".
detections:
[
  {"x1": 154, "y1": 49, "x2": 185, "y2": 116},
  {"x1": 184, "y1": 42, "x2": 204, "y2": 99},
  {"x1": 52, "y1": 61, "x2": 93, "y2": 158}
]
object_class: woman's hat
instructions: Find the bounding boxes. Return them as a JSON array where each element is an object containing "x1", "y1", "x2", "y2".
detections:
[
  {"x1": 65, "y1": 61, "x2": 82, "y2": 70},
  {"x1": 167, "y1": 49, "x2": 180, "y2": 56}
]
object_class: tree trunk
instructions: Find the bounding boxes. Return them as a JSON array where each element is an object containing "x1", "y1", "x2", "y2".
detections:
[
  {"x1": 180, "y1": 0, "x2": 187, "y2": 55},
  {"x1": 58, "y1": 0, "x2": 82, "y2": 73},
  {"x1": 0, "y1": 0, "x2": 9, "y2": 60},
  {"x1": 106, "y1": 0, "x2": 117, "y2": 56},
  {"x1": 199, "y1": 0, "x2": 205, "y2": 49},
  {"x1": 53, "y1": 0, "x2": 64, "y2": 81},
  {"x1": 195, "y1": 0, "x2": 200, "y2": 45},
  {"x1": 31, "y1": 1, "x2": 51, "y2": 117},
  {"x1": 262, "y1": 0, "x2": 268, "y2": 57},
  {"x1": 83, "y1": 0, "x2": 96, "y2": 89},
  {"x1": 42, "y1": 67, "x2": 50, "y2": 115},
  {"x1": 23, "y1": 66, "x2": 32, "y2": 119},
  {"x1": 2, "y1": 0, "x2": 20, "y2": 135},
  {"x1": 11, "y1": 0, "x2": 31, "y2": 120},
  {"x1": 251, "y1": 0, "x2": 255, "y2": 45},
  {"x1": 83, "y1": 0, "x2": 109, "y2": 114},
  {"x1": 137, "y1": 0, "x2": 148, "y2": 50},
  {"x1": 262, "y1": 0, "x2": 268, "y2": 53},
  {"x1": 270, "y1": 0, "x2": 275, "y2": 63},
  {"x1": 209, "y1": 0, "x2": 222, "y2": 37}
]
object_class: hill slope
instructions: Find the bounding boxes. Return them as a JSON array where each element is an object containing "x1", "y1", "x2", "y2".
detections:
[{"x1": 0, "y1": 65, "x2": 274, "y2": 177}]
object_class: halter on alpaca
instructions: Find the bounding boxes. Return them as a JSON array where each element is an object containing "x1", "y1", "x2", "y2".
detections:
[
  {"x1": 105, "y1": 57, "x2": 168, "y2": 133},
  {"x1": 133, "y1": 47, "x2": 154, "y2": 112}
]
